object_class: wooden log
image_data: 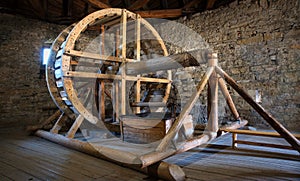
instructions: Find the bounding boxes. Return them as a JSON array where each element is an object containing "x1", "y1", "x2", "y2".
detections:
[
  {"x1": 66, "y1": 114, "x2": 85, "y2": 138},
  {"x1": 26, "y1": 110, "x2": 61, "y2": 132},
  {"x1": 215, "y1": 66, "x2": 300, "y2": 153},
  {"x1": 125, "y1": 50, "x2": 209, "y2": 75},
  {"x1": 35, "y1": 130, "x2": 185, "y2": 181},
  {"x1": 218, "y1": 78, "x2": 240, "y2": 120},
  {"x1": 147, "y1": 161, "x2": 185, "y2": 181},
  {"x1": 141, "y1": 134, "x2": 213, "y2": 168},
  {"x1": 156, "y1": 66, "x2": 214, "y2": 152}
]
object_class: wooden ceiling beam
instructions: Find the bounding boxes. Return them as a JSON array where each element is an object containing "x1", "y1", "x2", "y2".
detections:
[
  {"x1": 84, "y1": 0, "x2": 111, "y2": 9},
  {"x1": 183, "y1": 0, "x2": 203, "y2": 9},
  {"x1": 128, "y1": 0, "x2": 150, "y2": 11},
  {"x1": 136, "y1": 9, "x2": 182, "y2": 18},
  {"x1": 206, "y1": 0, "x2": 217, "y2": 9}
]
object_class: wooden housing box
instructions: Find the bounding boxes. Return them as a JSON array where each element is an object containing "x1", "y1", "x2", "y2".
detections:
[{"x1": 120, "y1": 115, "x2": 173, "y2": 144}]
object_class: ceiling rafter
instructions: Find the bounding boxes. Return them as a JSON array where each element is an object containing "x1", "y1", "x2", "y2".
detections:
[
  {"x1": 206, "y1": 0, "x2": 217, "y2": 9},
  {"x1": 183, "y1": 0, "x2": 203, "y2": 9},
  {"x1": 84, "y1": 0, "x2": 111, "y2": 9},
  {"x1": 128, "y1": 0, "x2": 150, "y2": 11},
  {"x1": 136, "y1": 9, "x2": 182, "y2": 18}
]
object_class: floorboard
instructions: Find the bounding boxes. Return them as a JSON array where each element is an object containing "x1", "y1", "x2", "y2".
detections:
[{"x1": 0, "y1": 128, "x2": 299, "y2": 181}]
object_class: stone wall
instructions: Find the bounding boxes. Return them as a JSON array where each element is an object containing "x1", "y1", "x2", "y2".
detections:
[
  {"x1": 0, "y1": 13, "x2": 66, "y2": 128},
  {"x1": 173, "y1": 0, "x2": 300, "y2": 131}
]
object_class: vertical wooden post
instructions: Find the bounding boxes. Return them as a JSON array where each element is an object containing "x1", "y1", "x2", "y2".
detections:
[
  {"x1": 207, "y1": 53, "x2": 218, "y2": 133},
  {"x1": 114, "y1": 29, "x2": 120, "y2": 122},
  {"x1": 99, "y1": 24, "x2": 106, "y2": 121},
  {"x1": 207, "y1": 83, "x2": 211, "y2": 120},
  {"x1": 218, "y1": 78, "x2": 240, "y2": 120},
  {"x1": 121, "y1": 9, "x2": 127, "y2": 116},
  {"x1": 232, "y1": 133, "x2": 237, "y2": 149},
  {"x1": 66, "y1": 114, "x2": 85, "y2": 138},
  {"x1": 99, "y1": 81, "x2": 105, "y2": 121},
  {"x1": 135, "y1": 14, "x2": 141, "y2": 114}
]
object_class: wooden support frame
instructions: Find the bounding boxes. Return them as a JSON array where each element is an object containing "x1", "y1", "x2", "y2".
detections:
[
  {"x1": 40, "y1": 7, "x2": 300, "y2": 181},
  {"x1": 50, "y1": 113, "x2": 68, "y2": 134},
  {"x1": 215, "y1": 66, "x2": 300, "y2": 153}
]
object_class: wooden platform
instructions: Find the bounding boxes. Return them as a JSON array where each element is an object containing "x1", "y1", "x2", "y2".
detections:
[{"x1": 0, "y1": 128, "x2": 299, "y2": 181}]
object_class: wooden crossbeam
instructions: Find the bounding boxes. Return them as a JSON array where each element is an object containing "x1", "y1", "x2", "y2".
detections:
[
  {"x1": 136, "y1": 9, "x2": 182, "y2": 18},
  {"x1": 84, "y1": 0, "x2": 111, "y2": 9},
  {"x1": 128, "y1": 0, "x2": 150, "y2": 10},
  {"x1": 126, "y1": 50, "x2": 209, "y2": 75}
]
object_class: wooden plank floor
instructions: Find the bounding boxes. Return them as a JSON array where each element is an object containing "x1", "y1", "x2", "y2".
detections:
[{"x1": 0, "y1": 128, "x2": 299, "y2": 181}]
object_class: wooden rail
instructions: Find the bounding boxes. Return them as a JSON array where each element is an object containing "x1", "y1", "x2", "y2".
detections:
[{"x1": 222, "y1": 129, "x2": 300, "y2": 151}]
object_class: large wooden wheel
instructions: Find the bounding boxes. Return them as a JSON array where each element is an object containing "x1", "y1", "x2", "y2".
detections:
[{"x1": 50, "y1": 8, "x2": 172, "y2": 125}]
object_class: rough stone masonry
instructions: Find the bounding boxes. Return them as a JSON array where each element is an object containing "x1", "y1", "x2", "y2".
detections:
[{"x1": 172, "y1": 0, "x2": 300, "y2": 131}]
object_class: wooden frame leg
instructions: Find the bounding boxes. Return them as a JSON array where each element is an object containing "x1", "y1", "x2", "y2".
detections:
[
  {"x1": 232, "y1": 133, "x2": 237, "y2": 149},
  {"x1": 218, "y1": 77, "x2": 240, "y2": 120},
  {"x1": 50, "y1": 113, "x2": 68, "y2": 134},
  {"x1": 66, "y1": 114, "x2": 85, "y2": 138},
  {"x1": 27, "y1": 110, "x2": 61, "y2": 132},
  {"x1": 216, "y1": 66, "x2": 300, "y2": 153},
  {"x1": 156, "y1": 66, "x2": 214, "y2": 151}
]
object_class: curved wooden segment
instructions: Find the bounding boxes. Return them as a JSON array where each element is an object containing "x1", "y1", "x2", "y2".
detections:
[
  {"x1": 46, "y1": 24, "x2": 76, "y2": 119},
  {"x1": 215, "y1": 66, "x2": 300, "y2": 153}
]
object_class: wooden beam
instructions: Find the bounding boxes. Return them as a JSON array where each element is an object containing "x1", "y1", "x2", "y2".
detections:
[
  {"x1": 135, "y1": 14, "x2": 141, "y2": 114},
  {"x1": 126, "y1": 50, "x2": 209, "y2": 75},
  {"x1": 183, "y1": 0, "x2": 203, "y2": 8},
  {"x1": 207, "y1": 54, "x2": 218, "y2": 133},
  {"x1": 50, "y1": 113, "x2": 68, "y2": 134},
  {"x1": 136, "y1": 9, "x2": 182, "y2": 18},
  {"x1": 156, "y1": 66, "x2": 214, "y2": 152},
  {"x1": 66, "y1": 114, "x2": 85, "y2": 138},
  {"x1": 26, "y1": 110, "x2": 61, "y2": 132},
  {"x1": 121, "y1": 9, "x2": 127, "y2": 116},
  {"x1": 84, "y1": 0, "x2": 111, "y2": 9},
  {"x1": 215, "y1": 66, "x2": 300, "y2": 153},
  {"x1": 128, "y1": 0, "x2": 150, "y2": 10},
  {"x1": 206, "y1": 0, "x2": 217, "y2": 9},
  {"x1": 35, "y1": 130, "x2": 185, "y2": 181},
  {"x1": 221, "y1": 129, "x2": 300, "y2": 139},
  {"x1": 218, "y1": 78, "x2": 240, "y2": 120}
]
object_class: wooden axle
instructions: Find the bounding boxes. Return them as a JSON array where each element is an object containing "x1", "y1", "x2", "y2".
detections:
[{"x1": 126, "y1": 50, "x2": 209, "y2": 75}]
